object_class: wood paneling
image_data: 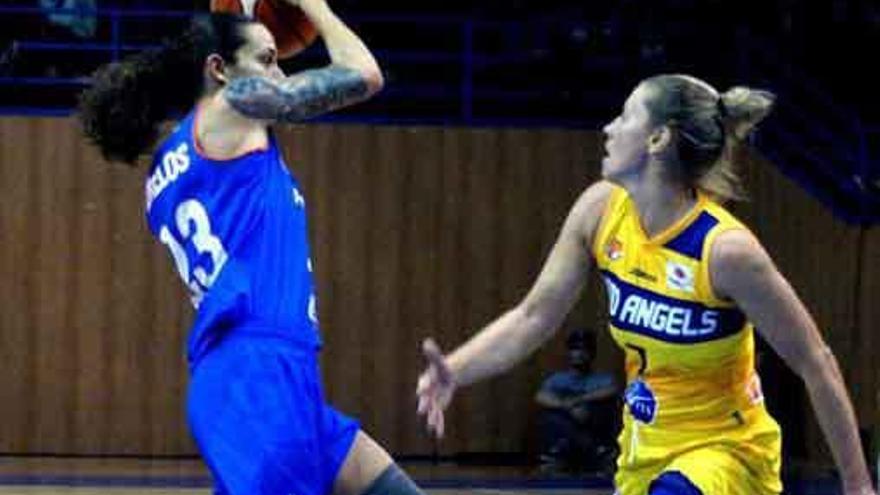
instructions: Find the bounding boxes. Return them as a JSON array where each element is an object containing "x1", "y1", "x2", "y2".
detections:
[{"x1": 0, "y1": 117, "x2": 875, "y2": 464}]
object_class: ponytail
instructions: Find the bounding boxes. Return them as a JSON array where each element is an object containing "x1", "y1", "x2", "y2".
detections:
[
  {"x1": 643, "y1": 74, "x2": 775, "y2": 202},
  {"x1": 718, "y1": 86, "x2": 775, "y2": 141}
]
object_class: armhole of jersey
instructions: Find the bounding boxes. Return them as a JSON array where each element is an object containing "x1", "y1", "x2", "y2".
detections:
[
  {"x1": 701, "y1": 224, "x2": 748, "y2": 306},
  {"x1": 591, "y1": 185, "x2": 623, "y2": 263}
]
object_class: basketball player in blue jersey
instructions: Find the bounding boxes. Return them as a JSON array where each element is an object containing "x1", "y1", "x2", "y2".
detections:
[
  {"x1": 417, "y1": 75, "x2": 876, "y2": 495},
  {"x1": 78, "y1": 2, "x2": 427, "y2": 495}
]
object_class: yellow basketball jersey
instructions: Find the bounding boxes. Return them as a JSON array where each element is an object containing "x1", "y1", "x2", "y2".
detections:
[{"x1": 593, "y1": 185, "x2": 782, "y2": 495}]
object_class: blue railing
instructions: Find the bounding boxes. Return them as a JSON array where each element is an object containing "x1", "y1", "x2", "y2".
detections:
[
  {"x1": 736, "y1": 30, "x2": 878, "y2": 224},
  {"x1": 0, "y1": 5, "x2": 631, "y2": 127},
  {"x1": 1, "y1": 5, "x2": 877, "y2": 223}
]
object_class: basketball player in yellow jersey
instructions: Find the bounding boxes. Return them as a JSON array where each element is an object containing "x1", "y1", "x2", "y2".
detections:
[{"x1": 416, "y1": 74, "x2": 876, "y2": 495}]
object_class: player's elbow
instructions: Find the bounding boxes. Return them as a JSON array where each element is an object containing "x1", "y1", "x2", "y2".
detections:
[
  {"x1": 519, "y1": 299, "x2": 562, "y2": 343},
  {"x1": 793, "y1": 343, "x2": 840, "y2": 384},
  {"x1": 362, "y1": 67, "x2": 384, "y2": 96}
]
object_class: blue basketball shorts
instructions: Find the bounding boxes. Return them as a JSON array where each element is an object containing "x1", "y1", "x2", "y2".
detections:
[{"x1": 187, "y1": 334, "x2": 360, "y2": 495}]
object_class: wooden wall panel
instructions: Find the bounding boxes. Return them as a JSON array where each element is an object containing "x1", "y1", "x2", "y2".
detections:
[
  {"x1": 0, "y1": 117, "x2": 39, "y2": 453},
  {"x1": 858, "y1": 226, "x2": 880, "y2": 443},
  {"x1": 0, "y1": 116, "x2": 876, "y2": 467},
  {"x1": 0, "y1": 117, "x2": 193, "y2": 455},
  {"x1": 277, "y1": 124, "x2": 613, "y2": 455}
]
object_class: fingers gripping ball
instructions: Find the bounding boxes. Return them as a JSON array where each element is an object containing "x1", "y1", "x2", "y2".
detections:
[{"x1": 210, "y1": 0, "x2": 318, "y2": 59}]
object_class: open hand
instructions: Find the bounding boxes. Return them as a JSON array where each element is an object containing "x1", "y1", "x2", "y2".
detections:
[{"x1": 416, "y1": 338, "x2": 456, "y2": 438}]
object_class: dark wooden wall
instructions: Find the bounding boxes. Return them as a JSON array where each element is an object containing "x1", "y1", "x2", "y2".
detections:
[{"x1": 0, "y1": 117, "x2": 876, "y2": 463}]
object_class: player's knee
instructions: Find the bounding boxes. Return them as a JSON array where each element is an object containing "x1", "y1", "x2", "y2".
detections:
[
  {"x1": 648, "y1": 471, "x2": 703, "y2": 495},
  {"x1": 359, "y1": 463, "x2": 425, "y2": 495}
]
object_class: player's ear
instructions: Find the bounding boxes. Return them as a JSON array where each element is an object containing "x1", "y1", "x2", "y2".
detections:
[
  {"x1": 205, "y1": 53, "x2": 228, "y2": 86},
  {"x1": 647, "y1": 125, "x2": 673, "y2": 155}
]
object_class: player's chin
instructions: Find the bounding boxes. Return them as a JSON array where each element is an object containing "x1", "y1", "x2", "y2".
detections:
[{"x1": 600, "y1": 156, "x2": 616, "y2": 179}]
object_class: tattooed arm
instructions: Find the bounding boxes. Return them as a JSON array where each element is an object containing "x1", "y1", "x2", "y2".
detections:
[
  {"x1": 224, "y1": 0, "x2": 383, "y2": 123},
  {"x1": 225, "y1": 66, "x2": 373, "y2": 122}
]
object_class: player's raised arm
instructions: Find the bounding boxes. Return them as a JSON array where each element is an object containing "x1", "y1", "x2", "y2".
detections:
[{"x1": 224, "y1": 0, "x2": 383, "y2": 123}]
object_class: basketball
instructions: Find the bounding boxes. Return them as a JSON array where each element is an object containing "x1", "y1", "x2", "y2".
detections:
[{"x1": 210, "y1": 0, "x2": 318, "y2": 59}]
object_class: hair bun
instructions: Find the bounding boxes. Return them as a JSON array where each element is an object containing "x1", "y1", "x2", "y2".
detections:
[{"x1": 719, "y1": 86, "x2": 776, "y2": 140}]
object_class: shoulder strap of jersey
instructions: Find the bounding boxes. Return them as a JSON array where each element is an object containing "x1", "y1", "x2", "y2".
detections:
[
  {"x1": 697, "y1": 199, "x2": 752, "y2": 306},
  {"x1": 592, "y1": 184, "x2": 628, "y2": 262}
]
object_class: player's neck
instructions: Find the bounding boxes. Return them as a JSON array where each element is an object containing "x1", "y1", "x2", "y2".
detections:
[
  {"x1": 628, "y1": 176, "x2": 696, "y2": 239},
  {"x1": 195, "y1": 93, "x2": 269, "y2": 159}
]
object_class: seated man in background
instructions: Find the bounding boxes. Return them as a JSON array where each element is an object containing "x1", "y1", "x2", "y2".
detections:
[{"x1": 535, "y1": 329, "x2": 620, "y2": 474}]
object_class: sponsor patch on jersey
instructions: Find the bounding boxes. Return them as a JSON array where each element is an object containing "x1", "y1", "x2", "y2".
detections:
[
  {"x1": 666, "y1": 261, "x2": 694, "y2": 293},
  {"x1": 605, "y1": 238, "x2": 624, "y2": 261},
  {"x1": 625, "y1": 379, "x2": 657, "y2": 424},
  {"x1": 629, "y1": 267, "x2": 657, "y2": 282},
  {"x1": 746, "y1": 373, "x2": 765, "y2": 405}
]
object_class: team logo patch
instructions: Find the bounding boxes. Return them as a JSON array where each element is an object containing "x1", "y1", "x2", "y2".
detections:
[
  {"x1": 629, "y1": 267, "x2": 657, "y2": 282},
  {"x1": 666, "y1": 261, "x2": 694, "y2": 293},
  {"x1": 746, "y1": 373, "x2": 765, "y2": 405},
  {"x1": 605, "y1": 238, "x2": 624, "y2": 261},
  {"x1": 624, "y1": 379, "x2": 657, "y2": 424}
]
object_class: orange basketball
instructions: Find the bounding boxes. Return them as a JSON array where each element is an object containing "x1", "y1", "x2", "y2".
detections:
[{"x1": 210, "y1": 0, "x2": 318, "y2": 59}]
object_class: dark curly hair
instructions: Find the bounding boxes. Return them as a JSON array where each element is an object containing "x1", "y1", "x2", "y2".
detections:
[{"x1": 78, "y1": 13, "x2": 256, "y2": 165}]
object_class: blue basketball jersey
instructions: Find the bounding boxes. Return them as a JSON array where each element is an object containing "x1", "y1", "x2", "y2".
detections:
[{"x1": 145, "y1": 109, "x2": 321, "y2": 365}]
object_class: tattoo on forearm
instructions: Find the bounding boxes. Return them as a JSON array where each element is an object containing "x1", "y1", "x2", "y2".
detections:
[{"x1": 224, "y1": 65, "x2": 371, "y2": 122}]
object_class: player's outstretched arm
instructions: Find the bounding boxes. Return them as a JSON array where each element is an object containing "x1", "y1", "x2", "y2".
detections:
[{"x1": 416, "y1": 181, "x2": 614, "y2": 438}]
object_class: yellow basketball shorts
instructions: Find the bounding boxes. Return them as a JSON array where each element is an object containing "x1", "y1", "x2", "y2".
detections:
[{"x1": 614, "y1": 414, "x2": 782, "y2": 495}]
